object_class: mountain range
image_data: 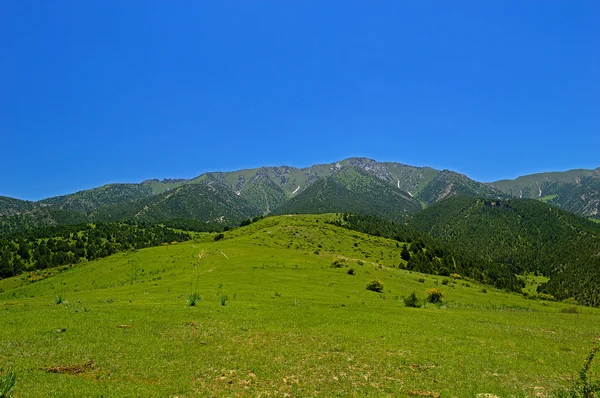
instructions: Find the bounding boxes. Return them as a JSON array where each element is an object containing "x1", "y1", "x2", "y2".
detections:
[{"x1": 1, "y1": 158, "x2": 599, "y2": 232}]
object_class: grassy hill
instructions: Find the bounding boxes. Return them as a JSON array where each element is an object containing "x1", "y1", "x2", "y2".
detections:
[{"x1": 1, "y1": 215, "x2": 598, "y2": 397}]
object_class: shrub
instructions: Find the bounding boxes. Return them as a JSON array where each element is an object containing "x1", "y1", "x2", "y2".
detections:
[
  {"x1": 54, "y1": 295, "x2": 64, "y2": 305},
  {"x1": 418, "y1": 278, "x2": 425, "y2": 283},
  {"x1": 481, "y1": 288, "x2": 487, "y2": 294},
  {"x1": 441, "y1": 279, "x2": 449, "y2": 285},
  {"x1": 426, "y1": 288, "x2": 444, "y2": 304},
  {"x1": 538, "y1": 293, "x2": 556, "y2": 302},
  {"x1": 331, "y1": 258, "x2": 346, "y2": 268},
  {"x1": 404, "y1": 292, "x2": 420, "y2": 308},
  {"x1": 0, "y1": 368, "x2": 16, "y2": 398},
  {"x1": 213, "y1": 233, "x2": 225, "y2": 242},
  {"x1": 220, "y1": 295, "x2": 229, "y2": 306},
  {"x1": 366, "y1": 279, "x2": 384, "y2": 293},
  {"x1": 347, "y1": 268, "x2": 355, "y2": 275}
]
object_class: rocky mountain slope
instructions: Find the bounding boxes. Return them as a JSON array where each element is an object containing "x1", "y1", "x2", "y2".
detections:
[
  {"x1": 2, "y1": 158, "x2": 599, "y2": 233},
  {"x1": 491, "y1": 168, "x2": 600, "y2": 219}
]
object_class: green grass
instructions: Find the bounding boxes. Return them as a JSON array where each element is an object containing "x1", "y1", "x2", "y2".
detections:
[
  {"x1": 1, "y1": 215, "x2": 598, "y2": 396},
  {"x1": 520, "y1": 273, "x2": 550, "y2": 296},
  {"x1": 540, "y1": 194, "x2": 559, "y2": 203}
]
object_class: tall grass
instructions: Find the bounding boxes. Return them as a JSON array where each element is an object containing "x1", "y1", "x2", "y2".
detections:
[{"x1": 0, "y1": 368, "x2": 16, "y2": 398}]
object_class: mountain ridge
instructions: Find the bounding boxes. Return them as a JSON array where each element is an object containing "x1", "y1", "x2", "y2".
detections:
[{"x1": 2, "y1": 158, "x2": 599, "y2": 232}]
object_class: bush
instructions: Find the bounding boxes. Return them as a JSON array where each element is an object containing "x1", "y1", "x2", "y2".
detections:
[
  {"x1": 418, "y1": 278, "x2": 425, "y2": 283},
  {"x1": 331, "y1": 258, "x2": 346, "y2": 268},
  {"x1": 403, "y1": 292, "x2": 420, "y2": 308},
  {"x1": 347, "y1": 268, "x2": 355, "y2": 275},
  {"x1": 220, "y1": 295, "x2": 229, "y2": 306},
  {"x1": 54, "y1": 295, "x2": 64, "y2": 305},
  {"x1": 213, "y1": 233, "x2": 225, "y2": 242},
  {"x1": 481, "y1": 288, "x2": 487, "y2": 294},
  {"x1": 366, "y1": 279, "x2": 384, "y2": 293},
  {"x1": 426, "y1": 288, "x2": 444, "y2": 304},
  {"x1": 441, "y1": 279, "x2": 449, "y2": 285},
  {"x1": 538, "y1": 293, "x2": 556, "y2": 302}
]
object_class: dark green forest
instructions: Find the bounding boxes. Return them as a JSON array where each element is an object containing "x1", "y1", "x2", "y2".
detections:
[
  {"x1": 329, "y1": 213, "x2": 525, "y2": 292},
  {"x1": 0, "y1": 223, "x2": 192, "y2": 279},
  {"x1": 408, "y1": 196, "x2": 600, "y2": 306}
]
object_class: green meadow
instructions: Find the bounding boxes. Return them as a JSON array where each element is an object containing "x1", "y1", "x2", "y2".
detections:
[{"x1": 1, "y1": 215, "x2": 598, "y2": 397}]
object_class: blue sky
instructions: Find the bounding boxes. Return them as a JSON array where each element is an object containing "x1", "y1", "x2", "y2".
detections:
[{"x1": 2, "y1": 1, "x2": 599, "y2": 201}]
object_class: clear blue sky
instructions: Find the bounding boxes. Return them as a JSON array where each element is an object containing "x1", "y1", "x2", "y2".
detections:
[{"x1": 2, "y1": 1, "x2": 599, "y2": 201}]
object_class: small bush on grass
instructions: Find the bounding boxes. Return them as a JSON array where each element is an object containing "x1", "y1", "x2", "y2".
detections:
[
  {"x1": 347, "y1": 268, "x2": 355, "y2": 275},
  {"x1": 404, "y1": 292, "x2": 420, "y2": 308},
  {"x1": 220, "y1": 295, "x2": 229, "y2": 306},
  {"x1": 366, "y1": 279, "x2": 384, "y2": 293},
  {"x1": 426, "y1": 288, "x2": 444, "y2": 304},
  {"x1": 538, "y1": 293, "x2": 556, "y2": 302},
  {"x1": 54, "y1": 296, "x2": 64, "y2": 305},
  {"x1": 331, "y1": 258, "x2": 346, "y2": 268},
  {"x1": 0, "y1": 368, "x2": 16, "y2": 398},
  {"x1": 441, "y1": 279, "x2": 449, "y2": 285},
  {"x1": 418, "y1": 278, "x2": 425, "y2": 283}
]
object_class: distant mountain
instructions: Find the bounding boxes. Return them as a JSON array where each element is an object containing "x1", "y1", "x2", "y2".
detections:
[
  {"x1": 271, "y1": 168, "x2": 422, "y2": 221},
  {"x1": 491, "y1": 168, "x2": 600, "y2": 219},
  {"x1": 3, "y1": 158, "x2": 599, "y2": 234},
  {"x1": 37, "y1": 179, "x2": 186, "y2": 213},
  {"x1": 409, "y1": 196, "x2": 600, "y2": 306},
  {"x1": 0, "y1": 196, "x2": 37, "y2": 217},
  {"x1": 90, "y1": 181, "x2": 262, "y2": 225}
]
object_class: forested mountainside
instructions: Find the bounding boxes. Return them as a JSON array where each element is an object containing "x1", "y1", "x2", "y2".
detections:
[{"x1": 408, "y1": 196, "x2": 600, "y2": 306}]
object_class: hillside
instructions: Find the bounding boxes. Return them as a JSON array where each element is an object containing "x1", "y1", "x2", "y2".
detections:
[
  {"x1": 0, "y1": 214, "x2": 598, "y2": 396},
  {"x1": 409, "y1": 196, "x2": 600, "y2": 305},
  {"x1": 271, "y1": 168, "x2": 421, "y2": 220},
  {"x1": 0, "y1": 207, "x2": 89, "y2": 235},
  {"x1": 3, "y1": 159, "x2": 600, "y2": 235},
  {"x1": 492, "y1": 168, "x2": 600, "y2": 219},
  {"x1": 90, "y1": 181, "x2": 262, "y2": 225},
  {"x1": 0, "y1": 196, "x2": 37, "y2": 217},
  {"x1": 1, "y1": 158, "x2": 510, "y2": 233}
]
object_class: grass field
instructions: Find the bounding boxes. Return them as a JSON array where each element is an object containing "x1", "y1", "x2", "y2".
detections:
[{"x1": 1, "y1": 215, "x2": 598, "y2": 397}]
